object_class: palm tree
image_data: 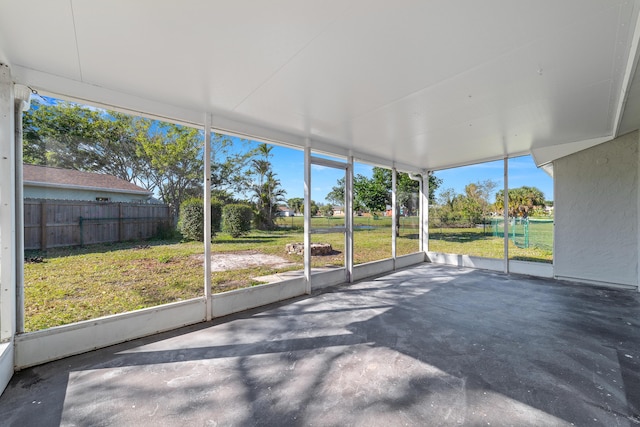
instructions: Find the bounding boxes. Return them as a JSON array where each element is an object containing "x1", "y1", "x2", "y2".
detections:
[
  {"x1": 495, "y1": 186, "x2": 545, "y2": 218},
  {"x1": 250, "y1": 144, "x2": 286, "y2": 229}
]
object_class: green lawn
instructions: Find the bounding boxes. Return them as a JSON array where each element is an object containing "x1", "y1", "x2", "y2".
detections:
[
  {"x1": 428, "y1": 224, "x2": 553, "y2": 263},
  {"x1": 23, "y1": 217, "x2": 551, "y2": 332},
  {"x1": 23, "y1": 227, "x2": 420, "y2": 331}
]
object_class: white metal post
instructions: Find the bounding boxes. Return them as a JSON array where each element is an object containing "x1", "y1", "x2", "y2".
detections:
[
  {"x1": 304, "y1": 145, "x2": 311, "y2": 293},
  {"x1": 346, "y1": 156, "x2": 353, "y2": 282},
  {"x1": 553, "y1": 161, "x2": 558, "y2": 281},
  {"x1": 503, "y1": 157, "x2": 509, "y2": 273},
  {"x1": 203, "y1": 113, "x2": 212, "y2": 320},
  {"x1": 408, "y1": 172, "x2": 428, "y2": 255},
  {"x1": 0, "y1": 64, "x2": 16, "y2": 342},
  {"x1": 422, "y1": 173, "x2": 429, "y2": 254},
  {"x1": 391, "y1": 168, "x2": 397, "y2": 266},
  {"x1": 14, "y1": 86, "x2": 29, "y2": 333}
]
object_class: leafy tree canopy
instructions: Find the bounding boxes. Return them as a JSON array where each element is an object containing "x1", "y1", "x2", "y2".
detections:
[
  {"x1": 23, "y1": 98, "x2": 252, "y2": 210},
  {"x1": 287, "y1": 197, "x2": 304, "y2": 214},
  {"x1": 250, "y1": 144, "x2": 287, "y2": 230},
  {"x1": 326, "y1": 167, "x2": 441, "y2": 214},
  {"x1": 495, "y1": 186, "x2": 545, "y2": 218}
]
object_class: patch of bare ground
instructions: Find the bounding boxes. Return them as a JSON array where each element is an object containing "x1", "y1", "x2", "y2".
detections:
[{"x1": 192, "y1": 250, "x2": 299, "y2": 271}]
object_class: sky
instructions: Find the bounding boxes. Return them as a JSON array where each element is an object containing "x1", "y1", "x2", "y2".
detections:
[
  {"x1": 236, "y1": 141, "x2": 373, "y2": 204},
  {"x1": 263, "y1": 142, "x2": 554, "y2": 204},
  {"x1": 432, "y1": 156, "x2": 554, "y2": 203},
  {"x1": 38, "y1": 95, "x2": 553, "y2": 205}
]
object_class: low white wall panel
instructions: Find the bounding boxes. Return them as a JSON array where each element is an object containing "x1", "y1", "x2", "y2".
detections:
[
  {"x1": 353, "y1": 259, "x2": 394, "y2": 282},
  {"x1": 395, "y1": 253, "x2": 426, "y2": 269},
  {"x1": 212, "y1": 278, "x2": 306, "y2": 318},
  {"x1": 15, "y1": 299, "x2": 206, "y2": 369},
  {"x1": 509, "y1": 260, "x2": 554, "y2": 278},
  {"x1": 0, "y1": 343, "x2": 13, "y2": 396},
  {"x1": 427, "y1": 252, "x2": 504, "y2": 272},
  {"x1": 310, "y1": 268, "x2": 347, "y2": 291}
]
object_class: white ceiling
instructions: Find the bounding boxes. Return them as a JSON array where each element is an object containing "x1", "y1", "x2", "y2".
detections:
[{"x1": 2, "y1": 0, "x2": 640, "y2": 172}]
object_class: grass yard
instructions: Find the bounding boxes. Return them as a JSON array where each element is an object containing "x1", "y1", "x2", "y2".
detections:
[
  {"x1": 428, "y1": 226, "x2": 553, "y2": 263},
  {"x1": 25, "y1": 230, "x2": 307, "y2": 332},
  {"x1": 24, "y1": 217, "x2": 551, "y2": 332},
  {"x1": 23, "y1": 227, "x2": 421, "y2": 331}
]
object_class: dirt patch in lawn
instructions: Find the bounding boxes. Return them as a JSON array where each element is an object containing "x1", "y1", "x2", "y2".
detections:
[{"x1": 194, "y1": 250, "x2": 299, "y2": 271}]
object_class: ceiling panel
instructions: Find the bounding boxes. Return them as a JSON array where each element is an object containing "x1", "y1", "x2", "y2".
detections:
[
  {"x1": 71, "y1": 0, "x2": 348, "y2": 110},
  {"x1": 234, "y1": 1, "x2": 524, "y2": 124},
  {"x1": 0, "y1": 0, "x2": 80, "y2": 79},
  {"x1": 1, "y1": 0, "x2": 639, "y2": 172}
]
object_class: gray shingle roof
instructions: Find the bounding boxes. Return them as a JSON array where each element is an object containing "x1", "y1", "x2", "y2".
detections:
[{"x1": 23, "y1": 164, "x2": 151, "y2": 195}]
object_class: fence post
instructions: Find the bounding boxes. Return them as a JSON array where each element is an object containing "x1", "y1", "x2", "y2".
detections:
[
  {"x1": 40, "y1": 201, "x2": 47, "y2": 250},
  {"x1": 118, "y1": 203, "x2": 123, "y2": 242},
  {"x1": 79, "y1": 216, "x2": 84, "y2": 247}
]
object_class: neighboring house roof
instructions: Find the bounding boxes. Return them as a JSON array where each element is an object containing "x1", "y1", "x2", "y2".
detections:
[{"x1": 23, "y1": 164, "x2": 152, "y2": 196}]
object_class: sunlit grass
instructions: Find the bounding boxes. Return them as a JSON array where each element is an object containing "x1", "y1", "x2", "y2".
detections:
[
  {"x1": 24, "y1": 221, "x2": 552, "y2": 332},
  {"x1": 428, "y1": 227, "x2": 553, "y2": 263}
]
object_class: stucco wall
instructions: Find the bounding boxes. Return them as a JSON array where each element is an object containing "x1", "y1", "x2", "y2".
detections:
[
  {"x1": 23, "y1": 186, "x2": 149, "y2": 203},
  {"x1": 554, "y1": 131, "x2": 638, "y2": 287}
]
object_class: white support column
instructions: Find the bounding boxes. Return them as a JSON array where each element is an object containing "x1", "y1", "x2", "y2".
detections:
[
  {"x1": 553, "y1": 159, "x2": 558, "y2": 281},
  {"x1": 0, "y1": 64, "x2": 16, "y2": 342},
  {"x1": 503, "y1": 157, "x2": 509, "y2": 274},
  {"x1": 304, "y1": 145, "x2": 311, "y2": 294},
  {"x1": 203, "y1": 113, "x2": 212, "y2": 321},
  {"x1": 345, "y1": 156, "x2": 354, "y2": 282},
  {"x1": 409, "y1": 172, "x2": 428, "y2": 255},
  {"x1": 14, "y1": 85, "x2": 29, "y2": 334},
  {"x1": 391, "y1": 168, "x2": 397, "y2": 265},
  {"x1": 422, "y1": 173, "x2": 429, "y2": 253}
]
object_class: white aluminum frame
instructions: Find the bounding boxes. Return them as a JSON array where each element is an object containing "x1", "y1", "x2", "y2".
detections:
[
  {"x1": 203, "y1": 113, "x2": 212, "y2": 321},
  {"x1": 0, "y1": 64, "x2": 16, "y2": 395}
]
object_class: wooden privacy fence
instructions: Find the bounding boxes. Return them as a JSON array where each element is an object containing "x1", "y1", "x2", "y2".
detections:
[{"x1": 24, "y1": 199, "x2": 172, "y2": 250}]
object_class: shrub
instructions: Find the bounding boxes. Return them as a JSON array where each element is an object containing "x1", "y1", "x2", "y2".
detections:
[
  {"x1": 154, "y1": 221, "x2": 179, "y2": 240},
  {"x1": 211, "y1": 201, "x2": 222, "y2": 232},
  {"x1": 223, "y1": 204, "x2": 253, "y2": 237},
  {"x1": 179, "y1": 198, "x2": 223, "y2": 241},
  {"x1": 320, "y1": 205, "x2": 334, "y2": 218}
]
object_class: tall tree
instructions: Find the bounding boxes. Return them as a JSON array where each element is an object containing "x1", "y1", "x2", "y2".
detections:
[
  {"x1": 353, "y1": 172, "x2": 388, "y2": 214},
  {"x1": 287, "y1": 197, "x2": 304, "y2": 214},
  {"x1": 495, "y1": 186, "x2": 545, "y2": 217},
  {"x1": 138, "y1": 123, "x2": 204, "y2": 209},
  {"x1": 209, "y1": 133, "x2": 256, "y2": 195},
  {"x1": 460, "y1": 179, "x2": 498, "y2": 224},
  {"x1": 250, "y1": 144, "x2": 286, "y2": 229},
  {"x1": 327, "y1": 169, "x2": 441, "y2": 212},
  {"x1": 326, "y1": 177, "x2": 345, "y2": 207},
  {"x1": 23, "y1": 98, "x2": 253, "y2": 212},
  {"x1": 24, "y1": 99, "x2": 109, "y2": 170}
]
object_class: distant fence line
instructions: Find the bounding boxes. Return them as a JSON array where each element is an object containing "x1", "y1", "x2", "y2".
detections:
[
  {"x1": 24, "y1": 199, "x2": 172, "y2": 250},
  {"x1": 491, "y1": 217, "x2": 554, "y2": 251}
]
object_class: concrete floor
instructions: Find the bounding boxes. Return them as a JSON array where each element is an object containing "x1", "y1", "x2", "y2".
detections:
[{"x1": 1, "y1": 264, "x2": 639, "y2": 426}]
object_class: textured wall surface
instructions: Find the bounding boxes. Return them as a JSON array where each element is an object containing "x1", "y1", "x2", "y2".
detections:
[
  {"x1": 554, "y1": 131, "x2": 638, "y2": 286},
  {"x1": 23, "y1": 186, "x2": 148, "y2": 203}
]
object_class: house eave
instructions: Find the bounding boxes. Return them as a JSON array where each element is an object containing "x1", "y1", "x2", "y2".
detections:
[{"x1": 23, "y1": 181, "x2": 152, "y2": 197}]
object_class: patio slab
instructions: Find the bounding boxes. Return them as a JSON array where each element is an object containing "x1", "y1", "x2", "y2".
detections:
[{"x1": 0, "y1": 264, "x2": 639, "y2": 426}]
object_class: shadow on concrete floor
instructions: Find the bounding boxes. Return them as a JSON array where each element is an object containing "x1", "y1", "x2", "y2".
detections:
[{"x1": 1, "y1": 264, "x2": 639, "y2": 426}]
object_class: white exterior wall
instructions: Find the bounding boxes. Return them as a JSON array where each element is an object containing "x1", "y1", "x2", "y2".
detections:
[
  {"x1": 0, "y1": 64, "x2": 16, "y2": 395},
  {"x1": 554, "y1": 131, "x2": 639, "y2": 288},
  {"x1": 24, "y1": 186, "x2": 150, "y2": 203}
]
